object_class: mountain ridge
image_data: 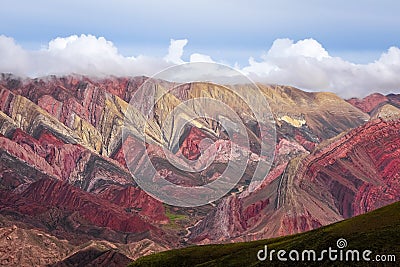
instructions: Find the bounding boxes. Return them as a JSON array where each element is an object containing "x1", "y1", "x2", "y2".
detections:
[
  {"x1": 130, "y1": 201, "x2": 400, "y2": 267},
  {"x1": 0, "y1": 73, "x2": 398, "y2": 265}
]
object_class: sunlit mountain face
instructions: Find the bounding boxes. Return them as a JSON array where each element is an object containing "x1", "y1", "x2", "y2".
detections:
[
  {"x1": 0, "y1": 73, "x2": 399, "y2": 266},
  {"x1": 1, "y1": 1, "x2": 400, "y2": 266}
]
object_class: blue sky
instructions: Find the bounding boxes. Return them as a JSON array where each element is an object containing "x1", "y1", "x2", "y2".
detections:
[
  {"x1": 0, "y1": 0, "x2": 399, "y2": 97},
  {"x1": 2, "y1": 0, "x2": 399, "y2": 63}
]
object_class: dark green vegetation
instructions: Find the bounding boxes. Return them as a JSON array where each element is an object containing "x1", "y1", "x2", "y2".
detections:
[
  {"x1": 164, "y1": 206, "x2": 188, "y2": 224},
  {"x1": 130, "y1": 201, "x2": 400, "y2": 266}
]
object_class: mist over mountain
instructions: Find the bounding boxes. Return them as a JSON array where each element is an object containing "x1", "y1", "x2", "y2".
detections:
[{"x1": 1, "y1": 35, "x2": 400, "y2": 98}]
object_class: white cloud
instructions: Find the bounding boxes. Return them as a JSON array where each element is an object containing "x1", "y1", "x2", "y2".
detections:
[
  {"x1": 0, "y1": 35, "x2": 29, "y2": 75},
  {"x1": 0, "y1": 34, "x2": 173, "y2": 77},
  {"x1": 164, "y1": 39, "x2": 188, "y2": 64},
  {"x1": 243, "y1": 38, "x2": 400, "y2": 97},
  {"x1": 190, "y1": 53, "x2": 214, "y2": 63},
  {"x1": 266, "y1": 38, "x2": 330, "y2": 60},
  {"x1": 0, "y1": 35, "x2": 399, "y2": 98}
]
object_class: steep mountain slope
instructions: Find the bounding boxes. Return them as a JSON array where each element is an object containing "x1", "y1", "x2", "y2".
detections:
[
  {"x1": 0, "y1": 223, "x2": 73, "y2": 266},
  {"x1": 0, "y1": 217, "x2": 165, "y2": 266},
  {"x1": 0, "y1": 75, "x2": 370, "y2": 206},
  {"x1": 371, "y1": 103, "x2": 400, "y2": 120},
  {"x1": 0, "y1": 74, "x2": 398, "y2": 265},
  {"x1": 189, "y1": 118, "x2": 400, "y2": 243},
  {"x1": 259, "y1": 84, "x2": 369, "y2": 139},
  {"x1": 348, "y1": 92, "x2": 400, "y2": 114},
  {"x1": 130, "y1": 201, "x2": 400, "y2": 267},
  {"x1": 52, "y1": 248, "x2": 132, "y2": 267}
]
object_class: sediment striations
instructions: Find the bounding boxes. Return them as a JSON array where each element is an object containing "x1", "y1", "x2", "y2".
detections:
[
  {"x1": 0, "y1": 221, "x2": 165, "y2": 266},
  {"x1": 258, "y1": 85, "x2": 370, "y2": 139},
  {"x1": 348, "y1": 93, "x2": 389, "y2": 113},
  {"x1": 0, "y1": 178, "x2": 158, "y2": 233},
  {"x1": 371, "y1": 103, "x2": 400, "y2": 121},
  {"x1": 189, "y1": 118, "x2": 400, "y2": 243},
  {"x1": 0, "y1": 73, "x2": 398, "y2": 265},
  {"x1": 348, "y1": 92, "x2": 400, "y2": 114},
  {"x1": 0, "y1": 224, "x2": 73, "y2": 266},
  {"x1": 0, "y1": 75, "x2": 176, "y2": 265}
]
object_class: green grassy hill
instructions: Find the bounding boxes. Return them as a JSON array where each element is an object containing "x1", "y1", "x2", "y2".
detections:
[{"x1": 129, "y1": 201, "x2": 400, "y2": 266}]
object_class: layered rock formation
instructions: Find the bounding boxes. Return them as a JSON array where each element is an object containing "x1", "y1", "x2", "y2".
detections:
[
  {"x1": 0, "y1": 73, "x2": 399, "y2": 265},
  {"x1": 0, "y1": 75, "x2": 176, "y2": 265},
  {"x1": 348, "y1": 92, "x2": 400, "y2": 114},
  {"x1": 0, "y1": 219, "x2": 165, "y2": 266},
  {"x1": 189, "y1": 118, "x2": 400, "y2": 243}
]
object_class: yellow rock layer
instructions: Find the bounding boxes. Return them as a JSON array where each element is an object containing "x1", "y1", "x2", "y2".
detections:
[
  {"x1": 0, "y1": 110, "x2": 18, "y2": 136},
  {"x1": 69, "y1": 113, "x2": 102, "y2": 152},
  {"x1": 372, "y1": 104, "x2": 400, "y2": 121},
  {"x1": 279, "y1": 115, "x2": 306, "y2": 127},
  {"x1": 7, "y1": 95, "x2": 96, "y2": 152}
]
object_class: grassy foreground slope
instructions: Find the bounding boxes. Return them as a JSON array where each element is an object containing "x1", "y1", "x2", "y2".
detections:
[{"x1": 130, "y1": 201, "x2": 400, "y2": 266}]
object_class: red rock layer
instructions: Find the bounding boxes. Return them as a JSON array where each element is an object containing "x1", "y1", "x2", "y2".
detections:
[
  {"x1": 0, "y1": 74, "x2": 398, "y2": 254},
  {"x1": 189, "y1": 118, "x2": 400, "y2": 243},
  {"x1": 96, "y1": 185, "x2": 169, "y2": 224},
  {"x1": 179, "y1": 126, "x2": 210, "y2": 160},
  {"x1": 347, "y1": 93, "x2": 400, "y2": 114},
  {"x1": 298, "y1": 119, "x2": 400, "y2": 217},
  {"x1": 347, "y1": 93, "x2": 388, "y2": 113},
  {"x1": 0, "y1": 178, "x2": 158, "y2": 234}
]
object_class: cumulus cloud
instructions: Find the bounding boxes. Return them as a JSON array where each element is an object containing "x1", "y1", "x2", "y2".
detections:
[
  {"x1": 0, "y1": 34, "x2": 173, "y2": 77},
  {"x1": 0, "y1": 35, "x2": 30, "y2": 75},
  {"x1": 266, "y1": 38, "x2": 329, "y2": 59},
  {"x1": 0, "y1": 34, "x2": 399, "y2": 97},
  {"x1": 189, "y1": 53, "x2": 215, "y2": 63},
  {"x1": 164, "y1": 39, "x2": 188, "y2": 64},
  {"x1": 243, "y1": 38, "x2": 400, "y2": 97}
]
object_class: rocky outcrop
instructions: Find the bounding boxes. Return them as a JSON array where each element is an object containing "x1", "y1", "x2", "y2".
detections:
[
  {"x1": 2, "y1": 178, "x2": 156, "y2": 233},
  {"x1": 348, "y1": 93, "x2": 389, "y2": 113},
  {"x1": 96, "y1": 185, "x2": 169, "y2": 224},
  {"x1": 0, "y1": 224, "x2": 73, "y2": 266},
  {"x1": 259, "y1": 85, "x2": 370, "y2": 139},
  {"x1": 0, "y1": 74, "x2": 398, "y2": 262},
  {"x1": 371, "y1": 103, "x2": 400, "y2": 121},
  {"x1": 0, "y1": 219, "x2": 166, "y2": 267},
  {"x1": 189, "y1": 118, "x2": 400, "y2": 243},
  {"x1": 294, "y1": 119, "x2": 400, "y2": 216},
  {"x1": 348, "y1": 92, "x2": 400, "y2": 114}
]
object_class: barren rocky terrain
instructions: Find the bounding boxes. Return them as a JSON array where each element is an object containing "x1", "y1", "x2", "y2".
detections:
[{"x1": 0, "y1": 74, "x2": 399, "y2": 265}]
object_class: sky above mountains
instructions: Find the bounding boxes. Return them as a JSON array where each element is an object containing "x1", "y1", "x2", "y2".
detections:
[{"x1": 0, "y1": 0, "x2": 399, "y2": 97}]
